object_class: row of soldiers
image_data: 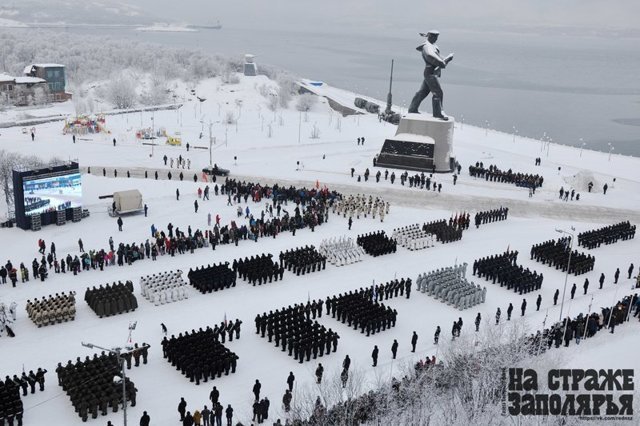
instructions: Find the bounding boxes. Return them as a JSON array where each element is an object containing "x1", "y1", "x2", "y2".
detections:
[
  {"x1": 330, "y1": 289, "x2": 399, "y2": 336},
  {"x1": 139, "y1": 270, "x2": 189, "y2": 306},
  {"x1": 332, "y1": 194, "x2": 390, "y2": 222},
  {"x1": 474, "y1": 251, "x2": 544, "y2": 294},
  {"x1": 422, "y1": 220, "x2": 463, "y2": 243},
  {"x1": 318, "y1": 236, "x2": 366, "y2": 266},
  {"x1": 26, "y1": 292, "x2": 76, "y2": 327},
  {"x1": 233, "y1": 254, "x2": 285, "y2": 285},
  {"x1": 577, "y1": 221, "x2": 636, "y2": 249},
  {"x1": 85, "y1": 281, "x2": 138, "y2": 318},
  {"x1": 256, "y1": 303, "x2": 339, "y2": 363},
  {"x1": 0, "y1": 378, "x2": 23, "y2": 426},
  {"x1": 57, "y1": 354, "x2": 138, "y2": 421},
  {"x1": 531, "y1": 237, "x2": 595, "y2": 275},
  {"x1": 468, "y1": 162, "x2": 544, "y2": 189},
  {"x1": 163, "y1": 327, "x2": 240, "y2": 385},
  {"x1": 279, "y1": 246, "x2": 327, "y2": 275},
  {"x1": 417, "y1": 264, "x2": 487, "y2": 310},
  {"x1": 391, "y1": 225, "x2": 436, "y2": 250},
  {"x1": 448, "y1": 213, "x2": 471, "y2": 231},
  {"x1": 361, "y1": 278, "x2": 412, "y2": 302},
  {"x1": 474, "y1": 207, "x2": 509, "y2": 228},
  {"x1": 356, "y1": 231, "x2": 397, "y2": 257},
  {"x1": 187, "y1": 262, "x2": 237, "y2": 293}
]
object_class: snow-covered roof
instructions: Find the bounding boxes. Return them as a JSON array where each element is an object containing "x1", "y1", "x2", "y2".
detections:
[
  {"x1": 15, "y1": 76, "x2": 46, "y2": 84},
  {"x1": 386, "y1": 132, "x2": 435, "y2": 145},
  {"x1": 23, "y1": 64, "x2": 65, "y2": 74},
  {"x1": 0, "y1": 73, "x2": 15, "y2": 83}
]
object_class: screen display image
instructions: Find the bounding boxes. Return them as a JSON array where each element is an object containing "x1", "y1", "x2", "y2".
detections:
[{"x1": 22, "y1": 172, "x2": 82, "y2": 215}]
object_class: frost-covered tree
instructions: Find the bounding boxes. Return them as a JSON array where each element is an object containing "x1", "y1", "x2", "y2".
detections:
[
  {"x1": 33, "y1": 86, "x2": 49, "y2": 106},
  {"x1": 296, "y1": 93, "x2": 317, "y2": 112},
  {"x1": 106, "y1": 72, "x2": 137, "y2": 109},
  {"x1": 140, "y1": 74, "x2": 169, "y2": 106}
]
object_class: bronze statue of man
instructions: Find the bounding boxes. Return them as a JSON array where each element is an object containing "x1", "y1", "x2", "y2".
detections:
[{"x1": 408, "y1": 30, "x2": 454, "y2": 120}]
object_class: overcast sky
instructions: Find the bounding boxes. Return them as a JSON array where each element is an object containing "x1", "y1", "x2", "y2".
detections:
[{"x1": 135, "y1": 0, "x2": 640, "y2": 32}]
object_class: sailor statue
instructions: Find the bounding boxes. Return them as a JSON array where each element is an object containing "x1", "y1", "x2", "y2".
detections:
[{"x1": 408, "y1": 30, "x2": 454, "y2": 120}]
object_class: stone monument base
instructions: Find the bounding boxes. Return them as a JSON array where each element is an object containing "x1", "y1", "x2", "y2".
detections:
[{"x1": 375, "y1": 114, "x2": 454, "y2": 173}]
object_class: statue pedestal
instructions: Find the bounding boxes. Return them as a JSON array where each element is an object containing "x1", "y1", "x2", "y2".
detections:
[{"x1": 375, "y1": 114, "x2": 454, "y2": 173}]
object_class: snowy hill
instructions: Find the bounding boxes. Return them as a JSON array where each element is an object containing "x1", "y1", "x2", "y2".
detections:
[{"x1": 0, "y1": 72, "x2": 639, "y2": 425}]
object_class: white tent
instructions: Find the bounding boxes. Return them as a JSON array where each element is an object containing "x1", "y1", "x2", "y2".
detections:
[{"x1": 112, "y1": 190, "x2": 143, "y2": 214}]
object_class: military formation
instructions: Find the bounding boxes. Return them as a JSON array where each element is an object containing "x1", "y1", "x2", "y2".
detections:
[
  {"x1": 448, "y1": 213, "x2": 471, "y2": 231},
  {"x1": 468, "y1": 162, "x2": 544, "y2": 189},
  {"x1": 356, "y1": 231, "x2": 397, "y2": 256},
  {"x1": 279, "y1": 246, "x2": 327, "y2": 276},
  {"x1": 318, "y1": 236, "x2": 366, "y2": 266},
  {"x1": 577, "y1": 221, "x2": 636, "y2": 249},
  {"x1": 162, "y1": 326, "x2": 240, "y2": 385},
  {"x1": 332, "y1": 194, "x2": 390, "y2": 222},
  {"x1": 329, "y1": 287, "x2": 400, "y2": 336},
  {"x1": 474, "y1": 250, "x2": 544, "y2": 294},
  {"x1": 26, "y1": 292, "x2": 76, "y2": 327},
  {"x1": 256, "y1": 302, "x2": 339, "y2": 363},
  {"x1": 417, "y1": 263, "x2": 487, "y2": 310},
  {"x1": 85, "y1": 281, "x2": 138, "y2": 318},
  {"x1": 187, "y1": 262, "x2": 236, "y2": 293},
  {"x1": 57, "y1": 354, "x2": 138, "y2": 421},
  {"x1": 233, "y1": 254, "x2": 285, "y2": 285},
  {"x1": 392, "y1": 224, "x2": 436, "y2": 250},
  {"x1": 531, "y1": 238, "x2": 595, "y2": 275},
  {"x1": 0, "y1": 377, "x2": 24, "y2": 425},
  {"x1": 422, "y1": 219, "x2": 463, "y2": 243},
  {"x1": 474, "y1": 207, "x2": 509, "y2": 228},
  {"x1": 139, "y1": 270, "x2": 189, "y2": 305}
]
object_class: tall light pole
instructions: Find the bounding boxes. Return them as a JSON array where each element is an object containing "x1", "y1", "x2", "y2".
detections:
[
  {"x1": 608, "y1": 143, "x2": 614, "y2": 161},
  {"x1": 150, "y1": 113, "x2": 155, "y2": 157},
  {"x1": 81, "y1": 342, "x2": 128, "y2": 426},
  {"x1": 512, "y1": 126, "x2": 517, "y2": 143},
  {"x1": 555, "y1": 227, "x2": 575, "y2": 322},
  {"x1": 579, "y1": 138, "x2": 585, "y2": 157}
]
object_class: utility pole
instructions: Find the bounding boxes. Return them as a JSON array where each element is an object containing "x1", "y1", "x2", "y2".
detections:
[
  {"x1": 209, "y1": 121, "x2": 214, "y2": 167},
  {"x1": 385, "y1": 59, "x2": 394, "y2": 114}
]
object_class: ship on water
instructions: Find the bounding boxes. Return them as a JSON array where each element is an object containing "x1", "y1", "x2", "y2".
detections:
[{"x1": 188, "y1": 21, "x2": 222, "y2": 30}]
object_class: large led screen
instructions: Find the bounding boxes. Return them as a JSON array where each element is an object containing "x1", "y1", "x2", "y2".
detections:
[{"x1": 22, "y1": 171, "x2": 82, "y2": 215}]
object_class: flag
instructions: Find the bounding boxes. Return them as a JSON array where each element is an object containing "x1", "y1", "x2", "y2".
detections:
[{"x1": 224, "y1": 312, "x2": 227, "y2": 326}]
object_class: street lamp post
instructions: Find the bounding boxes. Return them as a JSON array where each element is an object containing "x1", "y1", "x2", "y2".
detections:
[
  {"x1": 579, "y1": 138, "x2": 585, "y2": 157},
  {"x1": 608, "y1": 143, "x2": 614, "y2": 161},
  {"x1": 512, "y1": 126, "x2": 517, "y2": 143},
  {"x1": 555, "y1": 227, "x2": 575, "y2": 322},
  {"x1": 81, "y1": 342, "x2": 129, "y2": 426}
]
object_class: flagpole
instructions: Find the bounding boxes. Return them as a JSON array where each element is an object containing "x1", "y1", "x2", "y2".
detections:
[
  {"x1": 583, "y1": 295, "x2": 593, "y2": 340},
  {"x1": 536, "y1": 310, "x2": 548, "y2": 356}
]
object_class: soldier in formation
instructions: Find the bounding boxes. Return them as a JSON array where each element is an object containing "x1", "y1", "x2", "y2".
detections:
[
  {"x1": 577, "y1": 221, "x2": 635, "y2": 249},
  {"x1": 392, "y1": 224, "x2": 436, "y2": 250},
  {"x1": 318, "y1": 236, "x2": 366, "y2": 266},
  {"x1": 162, "y1": 326, "x2": 239, "y2": 385},
  {"x1": 139, "y1": 270, "x2": 189, "y2": 305},
  {"x1": 356, "y1": 231, "x2": 397, "y2": 257},
  {"x1": 233, "y1": 254, "x2": 284, "y2": 285},
  {"x1": 416, "y1": 263, "x2": 486, "y2": 310},
  {"x1": 188, "y1": 262, "x2": 236, "y2": 293},
  {"x1": 474, "y1": 207, "x2": 509, "y2": 228},
  {"x1": 531, "y1": 237, "x2": 595, "y2": 275},
  {"x1": 85, "y1": 281, "x2": 138, "y2": 318},
  {"x1": 473, "y1": 250, "x2": 544, "y2": 294},
  {"x1": 256, "y1": 302, "x2": 339, "y2": 364},
  {"x1": 26, "y1": 292, "x2": 76, "y2": 327},
  {"x1": 279, "y1": 246, "x2": 327, "y2": 276}
]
